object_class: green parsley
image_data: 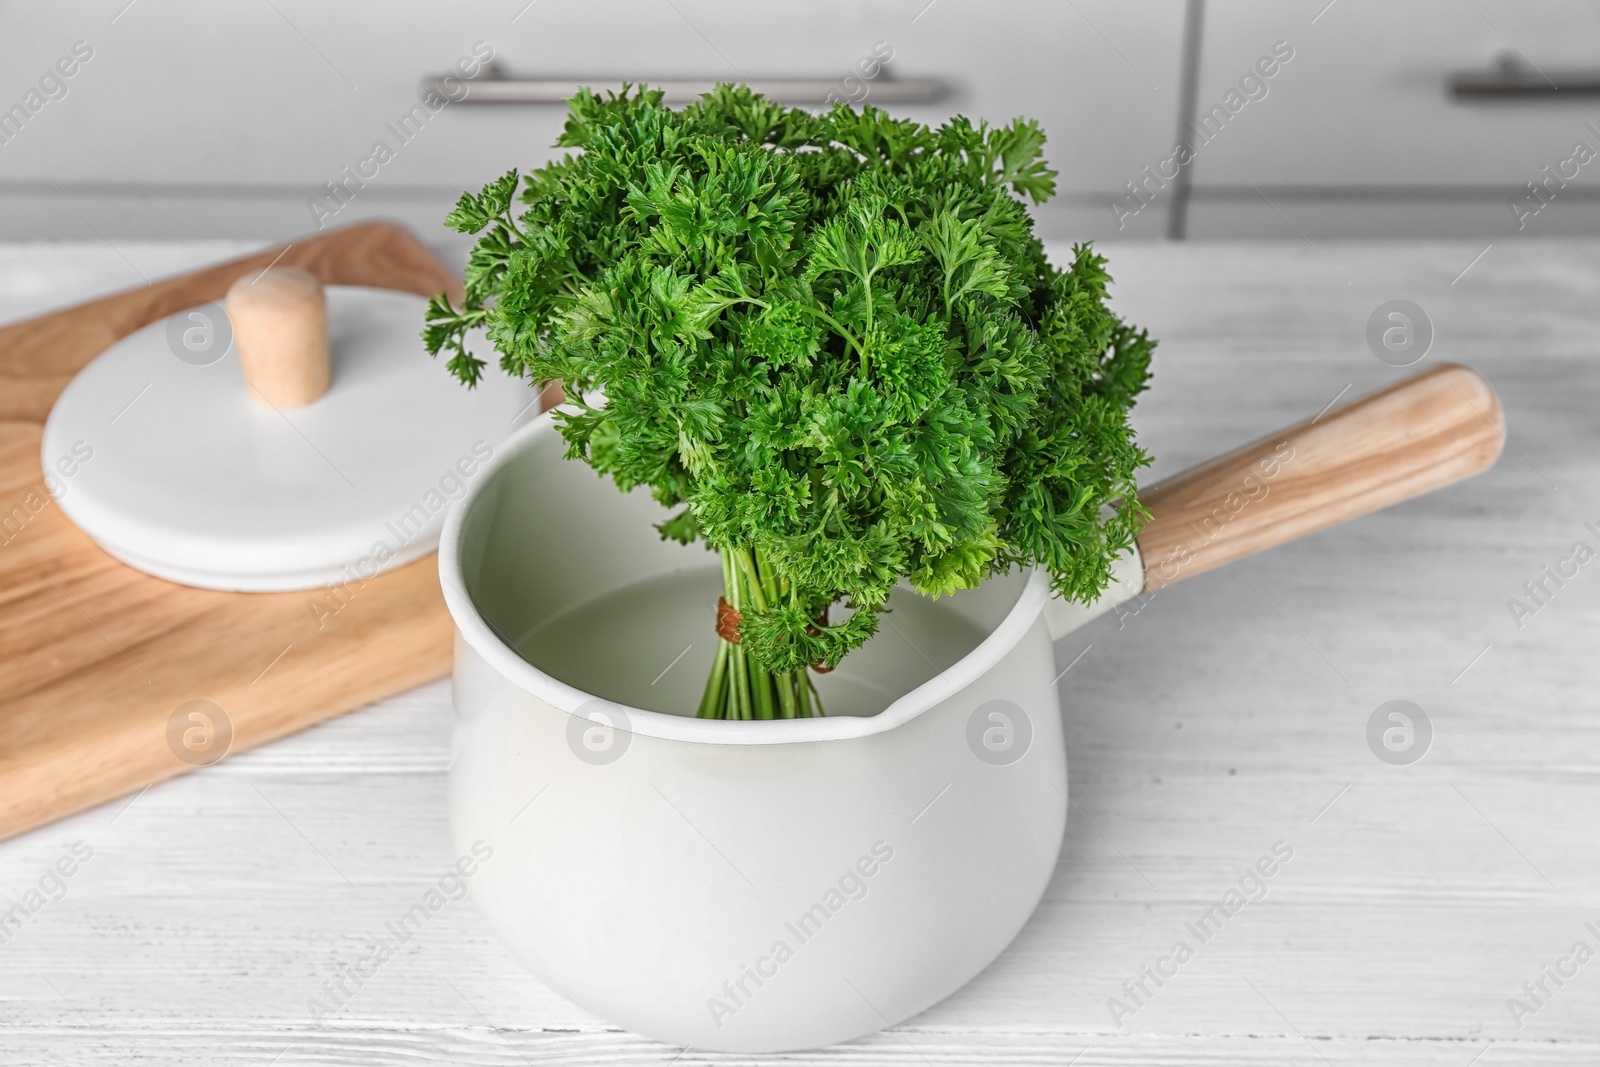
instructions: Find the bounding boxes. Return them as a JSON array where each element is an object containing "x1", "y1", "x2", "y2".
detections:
[{"x1": 425, "y1": 84, "x2": 1154, "y2": 721}]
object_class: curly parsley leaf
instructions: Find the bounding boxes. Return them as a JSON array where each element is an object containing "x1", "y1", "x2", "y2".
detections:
[{"x1": 425, "y1": 85, "x2": 1153, "y2": 673}]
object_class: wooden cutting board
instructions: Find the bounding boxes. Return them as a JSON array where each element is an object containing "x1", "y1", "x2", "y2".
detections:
[{"x1": 0, "y1": 221, "x2": 511, "y2": 842}]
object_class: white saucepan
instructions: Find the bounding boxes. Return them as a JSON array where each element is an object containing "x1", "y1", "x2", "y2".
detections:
[{"x1": 440, "y1": 364, "x2": 1502, "y2": 1052}]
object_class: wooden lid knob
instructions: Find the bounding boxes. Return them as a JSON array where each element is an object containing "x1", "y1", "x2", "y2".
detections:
[{"x1": 225, "y1": 267, "x2": 330, "y2": 408}]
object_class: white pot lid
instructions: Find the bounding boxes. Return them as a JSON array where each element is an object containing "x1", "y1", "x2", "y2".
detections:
[{"x1": 42, "y1": 286, "x2": 535, "y2": 591}]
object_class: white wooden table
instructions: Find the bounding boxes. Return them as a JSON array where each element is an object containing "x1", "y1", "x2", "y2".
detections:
[{"x1": 2, "y1": 238, "x2": 1596, "y2": 1065}]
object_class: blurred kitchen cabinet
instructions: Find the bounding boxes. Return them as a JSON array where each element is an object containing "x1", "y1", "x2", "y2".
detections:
[
  {"x1": 1184, "y1": 0, "x2": 1600, "y2": 237},
  {"x1": 0, "y1": 0, "x2": 1184, "y2": 245}
]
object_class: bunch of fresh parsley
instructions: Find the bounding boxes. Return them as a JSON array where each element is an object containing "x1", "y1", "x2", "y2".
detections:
[{"x1": 425, "y1": 85, "x2": 1153, "y2": 719}]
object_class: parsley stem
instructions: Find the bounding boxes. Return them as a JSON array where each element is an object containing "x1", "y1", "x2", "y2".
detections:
[
  {"x1": 734, "y1": 548, "x2": 769, "y2": 613},
  {"x1": 696, "y1": 545, "x2": 822, "y2": 719},
  {"x1": 740, "y1": 551, "x2": 777, "y2": 720},
  {"x1": 730, "y1": 641, "x2": 750, "y2": 720},
  {"x1": 772, "y1": 646, "x2": 798, "y2": 719},
  {"x1": 696, "y1": 639, "x2": 729, "y2": 718},
  {"x1": 501, "y1": 209, "x2": 527, "y2": 243},
  {"x1": 807, "y1": 672, "x2": 825, "y2": 717},
  {"x1": 793, "y1": 304, "x2": 866, "y2": 361}
]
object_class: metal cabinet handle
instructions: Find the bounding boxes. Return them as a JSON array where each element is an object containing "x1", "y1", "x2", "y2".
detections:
[
  {"x1": 427, "y1": 67, "x2": 944, "y2": 106},
  {"x1": 1451, "y1": 52, "x2": 1600, "y2": 97}
]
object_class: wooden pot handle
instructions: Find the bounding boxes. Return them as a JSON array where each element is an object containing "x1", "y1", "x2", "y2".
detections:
[{"x1": 1137, "y1": 363, "x2": 1505, "y2": 590}]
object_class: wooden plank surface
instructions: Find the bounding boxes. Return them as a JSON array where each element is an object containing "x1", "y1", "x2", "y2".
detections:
[
  {"x1": 1, "y1": 238, "x2": 1596, "y2": 1065},
  {"x1": 0, "y1": 222, "x2": 471, "y2": 842}
]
